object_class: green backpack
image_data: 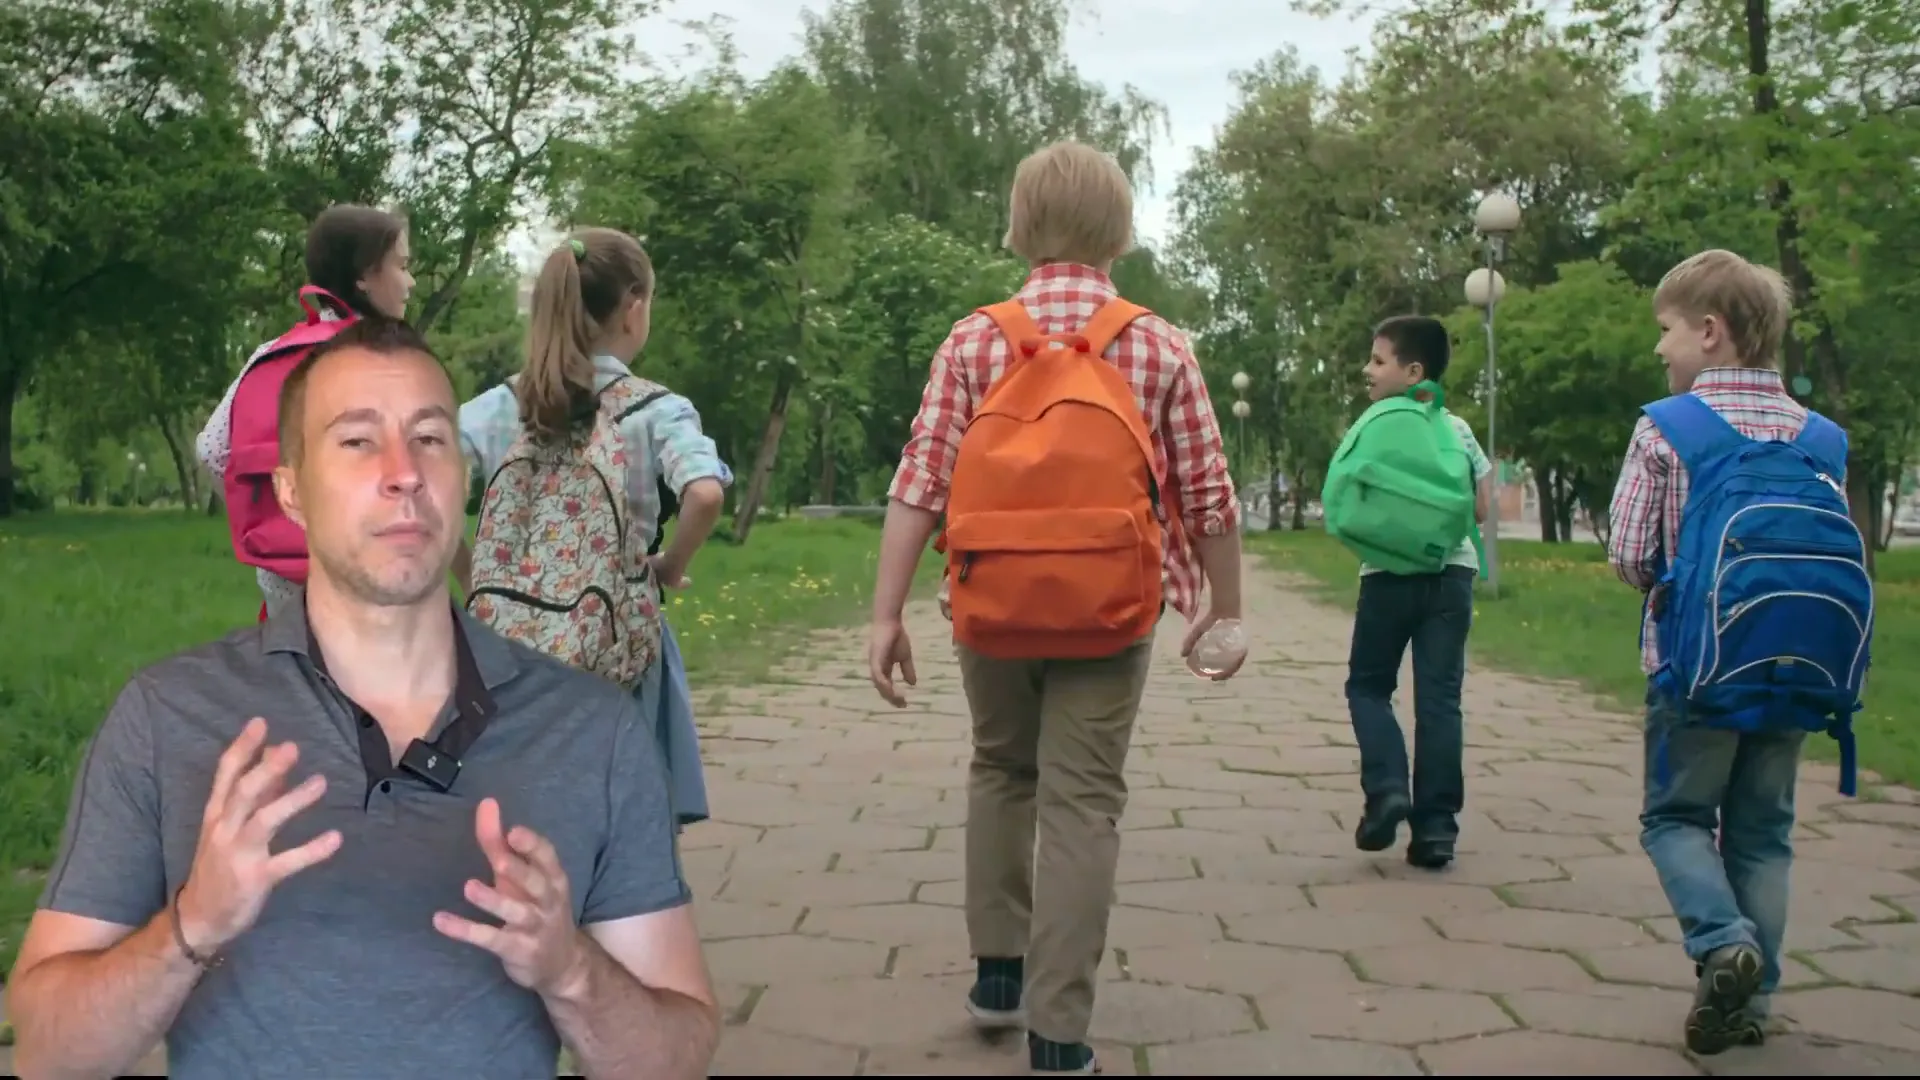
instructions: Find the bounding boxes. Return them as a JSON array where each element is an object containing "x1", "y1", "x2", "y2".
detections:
[{"x1": 1321, "y1": 381, "x2": 1484, "y2": 575}]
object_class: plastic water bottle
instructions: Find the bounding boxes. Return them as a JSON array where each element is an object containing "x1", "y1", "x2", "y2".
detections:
[
  {"x1": 1187, "y1": 617, "x2": 1247, "y2": 679},
  {"x1": 938, "y1": 575, "x2": 953, "y2": 621}
]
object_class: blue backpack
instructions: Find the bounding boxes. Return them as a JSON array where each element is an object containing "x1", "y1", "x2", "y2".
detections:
[{"x1": 1643, "y1": 394, "x2": 1873, "y2": 796}]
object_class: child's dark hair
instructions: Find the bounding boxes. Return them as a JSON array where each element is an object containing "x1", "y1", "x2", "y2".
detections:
[
  {"x1": 1373, "y1": 315, "x2": 1451, "y2": 383},
  {"x1": 305, "y1": 204, "x2": 407, "y2": 316},
  {"x1": 520, "y1": 227, "x2": 655, "y2": 441}
]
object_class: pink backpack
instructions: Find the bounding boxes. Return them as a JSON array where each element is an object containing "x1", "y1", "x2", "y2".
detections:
[{"x1": 223, "y1": 286, "x2": 357, "y2": 585}]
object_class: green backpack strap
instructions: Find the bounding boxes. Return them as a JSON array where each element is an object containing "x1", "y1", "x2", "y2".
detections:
[
  {"x1": 1411, "y1": 381, "x2": 1490, "y2": 576},
  {"x1": 1406, "y1": 380, "x2": 1445, "y2": 410}
]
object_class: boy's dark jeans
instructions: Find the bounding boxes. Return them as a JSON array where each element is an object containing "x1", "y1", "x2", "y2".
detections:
[{"x1": 1344, "y1": 565, "x2": 1474, "y2": 843}]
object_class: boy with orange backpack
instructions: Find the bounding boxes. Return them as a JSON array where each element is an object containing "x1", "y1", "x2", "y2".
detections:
[
  {"x1": 865, "y1": 139, "x2": 1244, "y2": 1076},
  {"x1": 195, "y1": 205, "x2": 414, "y2": 620}
]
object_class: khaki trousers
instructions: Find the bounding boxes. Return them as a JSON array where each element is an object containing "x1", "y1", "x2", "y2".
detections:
[{"x1": 957, "y1": 637, "x2": 1154, "y2": 1043}]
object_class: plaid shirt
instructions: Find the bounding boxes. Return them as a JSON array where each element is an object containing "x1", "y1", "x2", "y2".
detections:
[
  {"x1": 1605, "y1": 367, "x2": 1814, "y2": 672},
  {"x1": 888, "y1": 263, "x2": 1238, "y2": 618}
]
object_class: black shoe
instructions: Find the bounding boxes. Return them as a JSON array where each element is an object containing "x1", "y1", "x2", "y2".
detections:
[
  {"x1": 1029, "y1": 1033, "x2": 1100, "y2": 1074},
  {"x1": 1729, "y1": 1012, "x2": 1766, "y2": 1048},
  {"x1": 1406, "y1": 838, "x2": 1455, "y2": 870},
  {"x1": 1685, "y1": 944, "x2": 1764, "y2": 1055},
  {"x1": 965, "y1": 965, "x2": 1024, "y2": 1030},
  {"x1": 1354, "y1": 793, "x2": 1411, "y2": 852}
]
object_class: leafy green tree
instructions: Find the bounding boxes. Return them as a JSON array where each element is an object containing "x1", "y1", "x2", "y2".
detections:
[
  {"x1": 564, "y1": 61, "x2": 864, "y2": 539},
  {"x1": 1446, "y1": 260, "x2": 1666, "y2": 543},
  {"x1": 803, "y1": 0, "x2": 1167, "y2": 249}
]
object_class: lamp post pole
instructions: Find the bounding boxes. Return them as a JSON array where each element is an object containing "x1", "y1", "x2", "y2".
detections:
[
  {"x1": 1230, "y1": 370, "x2": 1251, "y2": 507},
  {"x1": 1467, "y1": 191, "x2": 1522, "y2": 595}
]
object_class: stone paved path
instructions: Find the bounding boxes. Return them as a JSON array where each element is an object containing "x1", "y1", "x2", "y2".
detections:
[
  {"x1": 695, "y1": 568, "x2": 1920, "y2": 1075},
  {"x1": 5, "y1": 567, "x2": 1919, "y2": 1076}
]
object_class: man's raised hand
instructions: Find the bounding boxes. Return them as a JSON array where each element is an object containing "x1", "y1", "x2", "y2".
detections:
[{"x1": 174, "y1": 717, "x2": 342, "y2": 954}]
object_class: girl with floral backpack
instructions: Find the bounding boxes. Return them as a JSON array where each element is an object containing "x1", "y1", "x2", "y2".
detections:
[{"x1": 455, "y1": 227, "x2": 728, "y2": 829}]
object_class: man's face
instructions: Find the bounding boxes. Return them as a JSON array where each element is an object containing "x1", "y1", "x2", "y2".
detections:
[
  {"x1": 274, "y1": 345, "x2": 464, "y2": 608},
  {"x1": 1655, "y1": 306, "x2": 1716, "y2": 393},
  {"x1": 1363, "y1": 337, "x2": 1422, "y2": 402}
]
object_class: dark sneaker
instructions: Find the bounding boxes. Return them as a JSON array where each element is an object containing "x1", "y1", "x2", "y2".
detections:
[
  {"x1": 1029, "y1": 1033, "x2": 1100, "y2": 1075},
  {"x1": 1354, "y1": 792, "x2": 1411, "y2": 852},
  {"x1": 1685, "y1": 944, "x2": 1764, "y2": 1055},
  {"x1": 1406, "y1": 838, "x2": 1455, "y2": 870},
  {"x1": 966, "y1": 973, "x2": 1024, "y2": 1030}
]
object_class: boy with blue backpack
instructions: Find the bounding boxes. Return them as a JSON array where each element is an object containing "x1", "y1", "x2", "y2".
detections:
[{"x1": 1606, "y1": 249, "x2": 1874, "y2": 1057}]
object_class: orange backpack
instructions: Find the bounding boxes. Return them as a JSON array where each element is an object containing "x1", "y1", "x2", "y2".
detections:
[{"x1": 938, "y1": 297, "x2": 1169, "y2": 660}]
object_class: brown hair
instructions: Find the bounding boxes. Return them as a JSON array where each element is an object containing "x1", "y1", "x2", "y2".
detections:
[
  {"x1": 1653, "y1": 249, "x2": 1793, "y2": 368},
  {"x1": 1002, "y1": 139, "x2": 1135, "y2": 267},
  {"x1": 519, "y1": 227, "x2": 655, "y2": 440},
  {"x1": 278, "y1": 317, "x2": 441, "y2": 466},
  {"x1": 305, "y1": 204, "x2": 407, "y2": 316}
]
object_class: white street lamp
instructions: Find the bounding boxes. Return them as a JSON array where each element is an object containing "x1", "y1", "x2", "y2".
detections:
[
  {"x1": 1230, "y1": 371, "x2": 1252, "y2": 507},
  {"x1": 1470, "y1": 191, "x2": 1522, "y2": 595},
  {"x1": 1463, "y1": 268, "x2": 1507, "y2": 308}
]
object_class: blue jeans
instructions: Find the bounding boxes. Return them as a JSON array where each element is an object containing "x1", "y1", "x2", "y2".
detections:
[
  {"x1": 1344, "y1": 566, "x2": 1474, "y2": 842},
  {"x1": 1640, "y1": 689, "x2": 1804, "y2": 1004}
]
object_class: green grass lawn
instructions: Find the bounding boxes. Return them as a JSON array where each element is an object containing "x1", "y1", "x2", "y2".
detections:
[
  {"x1": 1248, "y1": 529, "x2": 1920, "y2": 791},
  {"x1": 0, "y1": 509, "x2": 924, "y2": 977}
]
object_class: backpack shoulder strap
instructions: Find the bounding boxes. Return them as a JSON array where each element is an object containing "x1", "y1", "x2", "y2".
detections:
[
  {"x1": 1079, "y1": 298, "x2": 1151, "y2": 357},
  {"x1": 978, "y1": 301, "x2": 1043, "y2": 357},
  {"x1": 612, "y1": 381, "x2": 674, "y2": 424},
  {"x1": 296, "y1": 285, "x2": 353, "y2": 324},
  {"x1": 1793, "y1": 410, "x2": 1849, "y2": 475},
  {"x1": 1642, "y1": 393, "x2": 1746, "y2": 472}
]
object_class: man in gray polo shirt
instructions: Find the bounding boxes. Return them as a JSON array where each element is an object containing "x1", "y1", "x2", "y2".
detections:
[{"x1": 6, "y1": 318, "x2": 720, "y2": 1080}]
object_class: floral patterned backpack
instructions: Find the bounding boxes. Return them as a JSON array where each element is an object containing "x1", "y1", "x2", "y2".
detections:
[{"x1": 466, "y1": 375, "x2": 665, "y2": 689}]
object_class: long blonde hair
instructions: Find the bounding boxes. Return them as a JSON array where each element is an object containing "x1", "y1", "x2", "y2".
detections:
[{"x1": 518, "y1": 227, "x2": 655, "y2": 440}]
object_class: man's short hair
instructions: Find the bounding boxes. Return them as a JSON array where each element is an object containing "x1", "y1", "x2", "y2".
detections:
[
  {"x1": 1002, "y1": 139, "x2": 1134, "y2": 267},
  {"x1": 1373, "y1": 315, "x2": 1451, "y2": 383},
  {"x1": 277, "y1": 317, "x2": 441, "y2": 466},
  {"x1": 1653, "y1": 249, "x2": 1793, "y2": 368}
]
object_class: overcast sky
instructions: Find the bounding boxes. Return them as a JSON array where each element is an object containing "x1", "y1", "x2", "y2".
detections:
[{"x1": 514, "y1": 0, "x2": 1381, "y2": 262}]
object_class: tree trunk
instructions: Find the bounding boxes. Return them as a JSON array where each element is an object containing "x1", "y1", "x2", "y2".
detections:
[
  {"x1": 206, "y1": 489, "x2": 224, "y2": 517},
  {"x1": 732, "y1": 364, "x2": 798, "y2": 544},
  {"x1": 1266, "y1": 450, "x2": 1283, "y2": 531},
  {"x1": 1553, "y1": 473, "x2": 1575, "y2": 543},
  {"x1": 1879, "y1": 461, "x2": 1905, "y2": 551},
  {"x1": 1743, "y1": 0, "x2": 1870, "y2": 575},
  {"x1": 816, "y1": 399, "x2": 838, "y2": 505},
  {"x1": 155, "y1": 411, "x2": 199, "y2": 510},
  {"x1": 0, "y1": 363, "x2": 18, "y2": 516},
  {"x1": 1288, "y1": 466, "x2": 1310, "y2": 530},
  {"x1": 1536, "y1": 469, "x2": 1561, "y2": 542}
]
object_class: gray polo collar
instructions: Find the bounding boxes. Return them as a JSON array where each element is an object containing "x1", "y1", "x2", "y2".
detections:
[{"x1": 262, "y1": 591, "x2": 520, "y2": 694}]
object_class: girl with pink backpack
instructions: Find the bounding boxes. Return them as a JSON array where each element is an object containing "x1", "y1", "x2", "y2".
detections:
[{"x1": 195, "y1": 205, "x2": 415, "y2": 620}]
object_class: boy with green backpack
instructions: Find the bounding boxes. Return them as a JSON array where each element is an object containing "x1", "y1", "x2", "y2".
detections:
[{"x1": 1320, "y1": 316, "x2": 1492, "y2": 869}]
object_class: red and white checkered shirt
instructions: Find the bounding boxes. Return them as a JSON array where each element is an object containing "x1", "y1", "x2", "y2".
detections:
[
  {"x1": 888, "y1": 263, "x2": 1238, "y2": 618},
  {"x1": 1606, "y1": 367, "x2": 1813, "y2": 672}
]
